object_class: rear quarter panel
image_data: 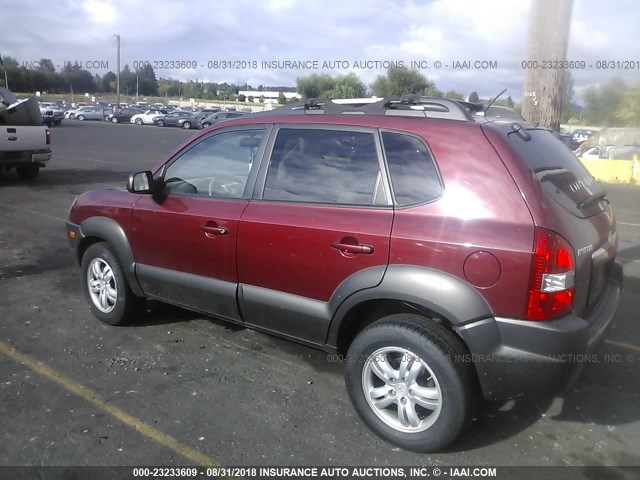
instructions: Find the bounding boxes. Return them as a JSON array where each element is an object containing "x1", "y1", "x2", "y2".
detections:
[{"x1": 390, "y1": 122, "x2": 536, "y2": 319}]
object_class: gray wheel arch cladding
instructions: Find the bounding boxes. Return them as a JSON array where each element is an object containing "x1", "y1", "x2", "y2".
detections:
[
  {"x1": 78, "y1": 216, "x2": 144, "y2": 297},
  {"x1": 326, "y1": 265, "x2": 493, "y2": 346}
]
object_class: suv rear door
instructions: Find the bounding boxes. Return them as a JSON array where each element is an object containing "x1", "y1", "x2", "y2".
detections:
[{"x1": 236, "y1": 125, "x2": 393, "y2": 344}]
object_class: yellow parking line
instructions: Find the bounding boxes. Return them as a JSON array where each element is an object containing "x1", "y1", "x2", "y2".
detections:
[
  {"x1": 605, "y1": 339, "x2": 640, "y2": 353},
  {"x1": 0, "y1": 340, "x2": 218, "y2": 467}
]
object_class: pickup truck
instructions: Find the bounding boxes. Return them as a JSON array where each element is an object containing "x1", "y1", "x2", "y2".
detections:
[
  {"x1": 39, "y1": 102, "x2": 65, "y2": 126},
  {"x1": 0, "y1": 88, "x2": 52, "y2": 180}
]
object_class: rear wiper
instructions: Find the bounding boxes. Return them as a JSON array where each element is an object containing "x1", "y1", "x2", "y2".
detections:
[
  {"x1": 533, "y1": 166, "x2": 564, "y2": 173},
  {"x1": 579, "y1": 192, "x2": 609, "y2": 209}
]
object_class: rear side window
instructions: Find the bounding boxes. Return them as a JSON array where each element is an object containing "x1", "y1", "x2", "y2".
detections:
[
  {"x1": 263, "y1": 128, "x2": 384, "y2": 205},
  {"x1": 381, "y1": 132, "x2": 442, "y2": 206},
  {"x1": 508, "y1": 128, "x2": 605, "y2": 218}
]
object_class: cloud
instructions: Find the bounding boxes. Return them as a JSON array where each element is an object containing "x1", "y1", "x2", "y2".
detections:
[
  {"x1": 2, "y1": 0, "x2": 638, "y2": 101},
  {"x1": 82, "y1": 0, "x2": 118, "y2": 24}
]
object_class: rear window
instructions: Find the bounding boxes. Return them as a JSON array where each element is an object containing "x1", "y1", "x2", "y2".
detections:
[
  {"x1": 382, "y1": 132, "x2": 442, "y2": 206},
  {"x1": 508, "y1": 128, "x2": 606, "y2": 218}
]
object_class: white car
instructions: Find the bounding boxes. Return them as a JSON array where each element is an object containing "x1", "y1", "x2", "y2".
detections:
[
  {"x1": 130, "y1": 109, "x2": 167, "y2": 125},
  {"x1": 578, "y1": 146, "x2": 601, "y2": 160}
]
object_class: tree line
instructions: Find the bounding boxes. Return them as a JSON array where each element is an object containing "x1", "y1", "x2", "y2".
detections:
[
  {"x1": 296, "y1": 68, "x2": 639, "y2": 127},
  {"x1": 0, "y1": 56, "x2": 295, "y2": 101},
  {"x1": 296, "y1": 69, "x2": 517, "y2": 111}
]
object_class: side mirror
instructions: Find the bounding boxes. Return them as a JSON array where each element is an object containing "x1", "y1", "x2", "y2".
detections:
[{"x1": 127, "y1": 170, "x2": 155, "y2": 194}]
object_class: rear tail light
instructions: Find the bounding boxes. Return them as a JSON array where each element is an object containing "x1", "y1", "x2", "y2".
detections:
[
  {"x1": 526, "y1": 228, "x2": 575, "y2": 320},
  {"x1": 45, "y1": 129, "x2": 51, "y2": 145}
]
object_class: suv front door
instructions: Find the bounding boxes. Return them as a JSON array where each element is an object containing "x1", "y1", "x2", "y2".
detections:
[
  {"x1": 130, "y1": 127, "x2": 267, "y2": 320},
  {"x1": 237, "y1": 126, "x2": 394, "y2": 344}
]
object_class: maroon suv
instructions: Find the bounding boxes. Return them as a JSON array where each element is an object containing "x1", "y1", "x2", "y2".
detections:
[{"x1": 66, "y1": 96, "x2": 622, "y2": 452}]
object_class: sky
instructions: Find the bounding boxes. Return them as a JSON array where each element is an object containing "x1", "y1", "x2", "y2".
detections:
[{"x1": 2, "y1": 0, "x2": 639, "y2": 102}]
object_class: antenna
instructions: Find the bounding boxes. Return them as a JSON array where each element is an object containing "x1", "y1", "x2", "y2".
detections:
[{"x1": 484, "y1": 88, "x2": 507, "y2": 112}]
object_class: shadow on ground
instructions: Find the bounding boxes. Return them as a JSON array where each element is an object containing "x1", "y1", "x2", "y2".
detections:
[{"x1": 0, "y1": 167, "x2": 131, "y2": 188}]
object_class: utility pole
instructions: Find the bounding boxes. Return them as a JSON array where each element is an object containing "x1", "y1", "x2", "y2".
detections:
[
  {"x1": 136, "y1": 74, "x2": 139, "y2": 101},
  {"x1": 521, "y1": 0, "x2": 574, "y2": 130},
  {"x1": 114, "y1": 34, "x2": 120, "y2": 112}
]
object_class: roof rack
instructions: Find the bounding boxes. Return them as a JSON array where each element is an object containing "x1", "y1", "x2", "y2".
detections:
[{"x1": 268, "y1": 94, "x2": 482, "y2": 121}]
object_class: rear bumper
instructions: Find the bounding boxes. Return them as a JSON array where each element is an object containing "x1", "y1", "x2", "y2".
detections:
[
  {"x1": 0, "y1": 149, "x2": 52, "y2": 167},
  {"x1": 457, "y1": 261, "x2": 623, "y2": 400}
]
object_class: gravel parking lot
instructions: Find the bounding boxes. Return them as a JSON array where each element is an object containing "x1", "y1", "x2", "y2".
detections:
[{"x1": 1, "y1": 121, "x2": 639, "y2": 471}]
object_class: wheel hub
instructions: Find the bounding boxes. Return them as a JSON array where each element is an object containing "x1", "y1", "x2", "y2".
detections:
[{"x1": 395, "y1": 382, "x2": 408, "y2": 397}]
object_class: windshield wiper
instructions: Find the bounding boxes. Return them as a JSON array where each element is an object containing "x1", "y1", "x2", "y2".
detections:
[{"x1": 579, "y1": 192, "x2": 608, "y2": 209}]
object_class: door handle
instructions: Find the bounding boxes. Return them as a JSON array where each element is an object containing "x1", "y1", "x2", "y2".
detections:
[
  {"x1": 331, "y1": 242, "x2": 374, "y2": 255},
  {"x1": 7, "y1": 136, "x2": 17, "y2": 141},
  {"x1": 200, "y1": 225, "x2": 228, "y2": 236}
]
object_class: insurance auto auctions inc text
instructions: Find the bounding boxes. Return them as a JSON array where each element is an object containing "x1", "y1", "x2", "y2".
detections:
[{"x1": 253, "y1": 466, "x2": 497, "y2": 478}]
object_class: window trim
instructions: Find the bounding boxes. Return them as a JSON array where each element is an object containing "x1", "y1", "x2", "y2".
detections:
[
  {"x1": 252, "y1": 123, "x2": 394, "y2": 209},
  {"x1": 379, "y1": 128, "x2": 444, "y2": 208},
  {"x1": 155, "y1": 125, "x2": 271, "y2": 200}
]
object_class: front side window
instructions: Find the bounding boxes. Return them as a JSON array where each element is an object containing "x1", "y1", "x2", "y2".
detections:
[
  {"x1": 263, "y1": 128, "x2": 382, "y2": 205},
  {"x1": 162, "y1": 129, "x2": 264, "y2": 198}
]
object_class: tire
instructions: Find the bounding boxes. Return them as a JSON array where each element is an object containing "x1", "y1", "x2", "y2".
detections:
[
  {"x1": 77, "y1": 115, "x2": 85, "y2": 121},
  {"x1": 202, "y1": 122, "x2": 210, "y2": 128},
  {"x1": 157, "y1": 120, "x2": 165, "y2": 127},
  {"x1": 111, "y1": 117, "x2": 119, "y2": 123},
  {"x1": 345, "y1": 314, "x2": 473, "y2": 452},
  {"x1": 182, "y1": 121, "x2": 192, "y2": 129},
  {"x1": 80, "y1": 242, "x2": 144, "y2": 326},
  {"x1": 16, "y1": 165, "x2": 40, "y2": 180},
  {"x1": 104, "y1": 115, "x2": 110, "y2": 121},
  {"x1": 54, "y1": 120, "x2": 62, "y2": 126},
  {"x1": 135, "y1": 118, "x2": 143, "y2": 125}
]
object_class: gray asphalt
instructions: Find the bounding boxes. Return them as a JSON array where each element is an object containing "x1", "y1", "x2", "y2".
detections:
[{"x1": 0, "y1": 121, "x2": 639, "y2": 469}]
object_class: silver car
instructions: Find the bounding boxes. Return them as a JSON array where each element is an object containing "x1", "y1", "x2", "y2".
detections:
[{"x1": 71, "y1": 106, "x2": 107, "y2": 121}]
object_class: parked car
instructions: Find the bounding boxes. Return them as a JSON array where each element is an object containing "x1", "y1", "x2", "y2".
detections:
[
  {"x1": 39, "y1": 103, "x2": 65, "y2": 126},
  {"x1": 571, "y1": 129, "x2": 598, "y2": 150},
  {"x1": 130, "y1": 109, "x2": 168, "y2": 125},
  {"x1": 198, "y1": 111, "x2": 245, "y2": 128},
  {"x1": 607, "y1": 145, "x2": 640, "y2": 160},
  {"x1": 575, "y1": 144, "x2": 640, "y2": 160},
  {"x1": 578, "y1": 146, "x2": 603, "y2": 159},
  {"x1": 66, "y1": 96, "x2": 622, "y2": 453},
  {"x1": 193, "y1": 108, "x2": 220, "y2": 116},
  {"x1": 109, "y1": 107, "x2": 145, "y2": 123},
  {"x1": 153, "y1": 111, "x2": 198, "y2": 129},
  {"x1": 572, "y1": 129, "x2": 597, "y2": 144},
  {"x1": 556, "y1": 127, "x2": 573, "y2": 148},
  {"x1": 70, "y1": 106, "x2": 105, "y2": 121}
]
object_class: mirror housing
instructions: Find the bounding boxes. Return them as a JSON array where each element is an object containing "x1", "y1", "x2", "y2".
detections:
[{"x1": 127, "y1": 170, "x2": 155, "y2": 194}]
